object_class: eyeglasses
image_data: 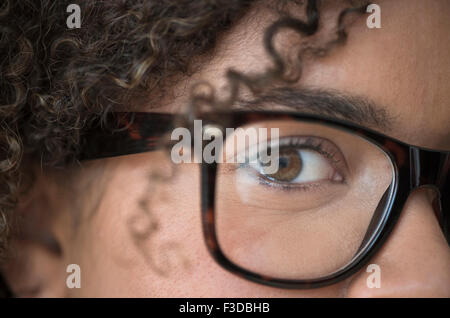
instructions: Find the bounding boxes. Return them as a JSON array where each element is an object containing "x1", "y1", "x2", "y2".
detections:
[{"x1": 80, "y1": 110, "x2": 449, "y2": 289}]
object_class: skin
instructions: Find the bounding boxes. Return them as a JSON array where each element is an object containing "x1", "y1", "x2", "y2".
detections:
[{"x1": 3, "y1": 0, "x2": 450, "y2": 297}]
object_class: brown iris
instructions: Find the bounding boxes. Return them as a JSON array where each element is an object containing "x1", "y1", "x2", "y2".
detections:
[{"x1": 263, "y1": 148, "x2": 303, "y2": 182}]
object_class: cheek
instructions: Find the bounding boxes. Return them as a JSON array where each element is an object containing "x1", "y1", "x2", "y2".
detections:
[
  {"x1": 68, "y1": 153, "x2": 347, "y2": 297},
  {"x1": 67, "y1": 154, "x2": 209, "y2": 296}
]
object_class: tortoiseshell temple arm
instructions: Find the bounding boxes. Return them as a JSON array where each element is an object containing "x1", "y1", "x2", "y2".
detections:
[
  {"x1": 410, "y1": 148, "x2": 450, "y2": 240},
  {"x1": 79, "y1": 112, "x2": 177, "y2": 161}
]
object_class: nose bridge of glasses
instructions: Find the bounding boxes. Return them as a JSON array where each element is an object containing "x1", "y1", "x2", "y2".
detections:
[
  {"x1": 410, "y1": 147, "x2": 450, "y2": 243},
  {"x1": 409, "y1": 147, "x2": 449, "y2": 189}
]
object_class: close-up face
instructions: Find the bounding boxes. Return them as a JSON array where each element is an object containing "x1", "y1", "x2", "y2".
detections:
[{"x1": 0, "y1": 0, "x2": 449, "y2": 298}]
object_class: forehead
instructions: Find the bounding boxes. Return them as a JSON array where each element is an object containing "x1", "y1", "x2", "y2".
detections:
[
  {"x1": 166, "y1": 0, "x2": 450, "y2": 149},
  {"x1": 301, "y1": 0, "x2": 450, "y2": 149}
]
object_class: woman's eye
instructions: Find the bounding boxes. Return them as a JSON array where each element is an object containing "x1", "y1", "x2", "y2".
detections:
[
  {"x1": 252, "y1": 147, "x2": 343, "y2": 185},
  {"x1": 261, "y1": 148, "x2": 303, "y2": 182}
]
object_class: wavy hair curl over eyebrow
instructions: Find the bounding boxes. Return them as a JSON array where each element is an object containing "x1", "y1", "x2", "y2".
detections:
[{"x1": 187, "y1": 0, "x2": 370, "y2": 115}]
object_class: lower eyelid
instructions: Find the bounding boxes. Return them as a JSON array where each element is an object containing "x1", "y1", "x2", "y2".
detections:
[
  {"x1": 258, "y1": 176, "x2": 326, "y2": 192},
  {"x1": 242, "y1": 164, "x2": 338, "y2": 192}
]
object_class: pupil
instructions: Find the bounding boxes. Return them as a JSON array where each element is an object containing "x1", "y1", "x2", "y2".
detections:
[{"x1": 279, "y1": 157, "x2": 289, "y2": 169}]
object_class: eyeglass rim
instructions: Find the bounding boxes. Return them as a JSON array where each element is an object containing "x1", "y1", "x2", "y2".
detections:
[
  {"x1": 78, "y1": 110, "x2": 449, "y2": 289},
  {"x1": 194, "y1": 111, "x2": 448, "y2": 289},
  {"x1": 199, "y1": 111, "x2": 402, "y2": 289}
]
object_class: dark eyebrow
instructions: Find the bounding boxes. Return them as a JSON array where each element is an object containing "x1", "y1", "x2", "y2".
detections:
[{"x1": 235, "y1": 87, "x2": 393, "y2": 131}]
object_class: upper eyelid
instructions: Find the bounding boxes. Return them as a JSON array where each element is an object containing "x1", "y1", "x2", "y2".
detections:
[
  {"x1": 273, "y1": 135, "x2": 348, "y2": 169},
  {"x1": 250, "y1": 136, "x2": 348, "y2": 179}
]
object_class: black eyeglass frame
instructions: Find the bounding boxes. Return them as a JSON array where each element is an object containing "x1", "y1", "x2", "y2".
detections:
[{"x1": 79, "y1": 110, "x2": 450, "y2": 289}]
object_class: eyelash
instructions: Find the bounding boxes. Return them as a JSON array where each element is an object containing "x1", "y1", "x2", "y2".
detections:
[
  {"x1": 275, "y1": 136, "x2": 342, "y2": 165},
  {"x1": 239, "y1": 135, "x2": 346, "y2": 192}
]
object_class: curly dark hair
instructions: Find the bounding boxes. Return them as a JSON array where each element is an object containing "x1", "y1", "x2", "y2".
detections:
[
  {"x1": 0, "y1": 0, "x2": 370, "y2": 287},
  {"x1": 0, "y1": 0, "x2": 260, "y2": 258}
]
